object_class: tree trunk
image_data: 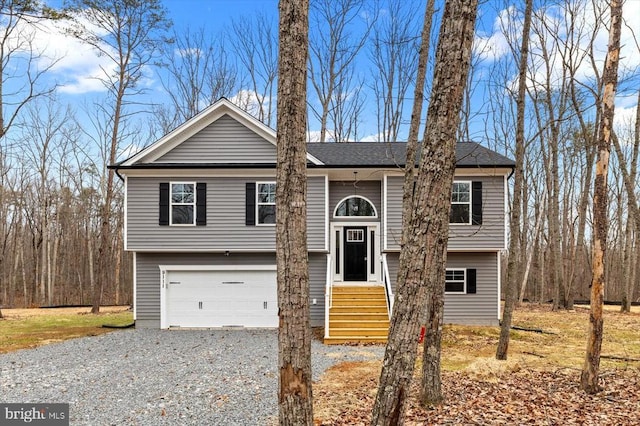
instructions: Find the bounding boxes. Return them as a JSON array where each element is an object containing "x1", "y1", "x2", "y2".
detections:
[
  {"x1": 275, "y1": 0, "x2": 313, "y2": 424},
  {"x1": 518, "y1": 196, "x2": 544, "y2": 304},
  {"x1": 612, "y1": 91, "x2": 640, "y2": 313},
  {"x1": 496, "y1": 0, "x2": 533, "y2": 360},
  {"x1": 581, "y1": 0, "x2": 622, "y2": 394},
  {"x1": 621, "y1": 218, "x2": 634, "y2": 312},
  {"x1": 370, "y1": 1, "x2": 478, "y2": 423}
]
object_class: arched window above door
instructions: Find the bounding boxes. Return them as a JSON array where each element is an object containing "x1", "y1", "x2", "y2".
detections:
[{"x1": 334, "y1": 196, "x2": 377, "y2": 217}]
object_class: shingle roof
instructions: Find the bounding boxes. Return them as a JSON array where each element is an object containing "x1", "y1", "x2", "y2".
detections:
[{"x1": 306, "y1": 141, "x2": 515, "y2": 168}]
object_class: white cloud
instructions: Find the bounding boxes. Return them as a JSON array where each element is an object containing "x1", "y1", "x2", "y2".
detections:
[
  {"x1": 359, "y1": 132, "x2": 385, "y2": 142},
  {"x1": 307, "y1": 130, "x2": 323, "y2": 143},
  {"x1": 7, "y1": 15, "x2": 113, "y2": 95},
  {"x1": 613, "y1": 103, "x2": 638, "y2": 135},
  {"x1": 229, "y1": 89, "x2": 273, "y2": 122},
  {"x1": 8, "y1": 11, "x2": 162, "y2": 96},
  {"x1": 474, "y1": 6, "x2": 519, "y2": 61}
]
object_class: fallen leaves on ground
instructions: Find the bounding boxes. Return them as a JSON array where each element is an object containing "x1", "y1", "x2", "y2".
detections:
[{"x1": 314, "y1": 365, "x2": 640, "y2": 425}]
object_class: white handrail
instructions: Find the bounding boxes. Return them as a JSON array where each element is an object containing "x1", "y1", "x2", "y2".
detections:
[
  {"x1": 324, "y1": 253, "x2": 332, "y2": 339},
  {"x1": 382, "y1": 253, "x2": 394, "y2": 319}
]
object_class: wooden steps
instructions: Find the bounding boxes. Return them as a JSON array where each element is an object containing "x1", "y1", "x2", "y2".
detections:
[{"x1": 324, "y1": 285, "x2": 390, "y2": 345}]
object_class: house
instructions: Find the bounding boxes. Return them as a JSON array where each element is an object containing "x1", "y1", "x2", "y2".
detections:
[{"x1": 113, "y1": 98, "x2": 514, "y2": 343}]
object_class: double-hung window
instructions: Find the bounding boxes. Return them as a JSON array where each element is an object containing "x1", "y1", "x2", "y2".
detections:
[
  {"x1": 450, "y1": 181, "x2": 471, "y2": 224},
  {"x1": 159, "y1": 182, "x2": 206, "y2": 226},
  {"x1": 445, "y1": 269, "x2": 466, "y2": 293},
  {"x1": 171, "y1": 183, "x2": 196, "y2": 225},
  {"x1": 444, "y1": 268, "x2": 477, "y2": 294},
  {"x1": 257, "y1": 182, "x2": 276, "y2": 225}
]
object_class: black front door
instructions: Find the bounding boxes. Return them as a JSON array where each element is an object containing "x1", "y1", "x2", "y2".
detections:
[{"x1": 344, "y1": 227, "x2": 367, "y2": 281}]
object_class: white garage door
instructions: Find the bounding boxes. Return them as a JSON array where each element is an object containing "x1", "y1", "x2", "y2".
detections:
[{"x1": 165, "y1": 268, "x2": 277, "y2": 328}]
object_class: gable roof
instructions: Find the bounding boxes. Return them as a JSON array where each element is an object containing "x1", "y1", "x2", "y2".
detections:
[
  {"x1": 305, "y1": 141, "x2": 515, "y2": 168},
  {"x1": 119, "y1": 98, "x2": 323, "y2": 167},
  {"x1": 113, "y1": 97, "x2": 513, "y2": 170}
]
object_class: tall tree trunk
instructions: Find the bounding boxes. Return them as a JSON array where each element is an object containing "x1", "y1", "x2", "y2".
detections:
[
  {"x1": 88, "y1": 228, "x2": 96, "y2": 312},
  {"x1": 402, "y1": 0, "x2": 434, "y2": 234},
  {"x1": 371, "y1": 1, "x2": 478, "y2": 423},
  {"x1": 518, "y1": 196, "x2": 545, "y2": 304},
  {"x1": 581, "y1": 0, "x2": 622, "y2": 394},
  {"x1": 612, "y1": 91, "x2": 640, "y2": 312},
  {"x1": 276, "y1": 0, "x2": 313, "y2": 424},
  {"x1": 621, "y1": 218, "x2": 635, "y2": 312},
  {"x1": 496, "y1": 0, "x2": 533, "y2": 360}
]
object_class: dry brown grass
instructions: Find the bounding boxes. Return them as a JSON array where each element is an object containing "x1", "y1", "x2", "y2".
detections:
[
  {"x1": 313, "y1": 303, "x2": 640, "y2": 424},
  {"x1": 0, "y1": 306, "x2": 132, "y2": 353}
]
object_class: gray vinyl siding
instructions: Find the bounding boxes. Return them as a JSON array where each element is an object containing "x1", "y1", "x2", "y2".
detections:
[
  {"x1": 307, "y1": 177, "x2": 327, "y2": 250},
  {"x1": 135, "y1": 252, "x2": 327, "y2": 328},
  {"x1": 309, "y1": 253, "x2": 328, "y2": 326},
  {"x1": 329, "y1": 180, "x2": 381, "y2": 222},
  {"x1": 385, "y1": 175, "x2": 506, "y2": 250},
  {"x1": 155, "y1": 115, "x2": 276, "y2": 163},
  {"x1": 127, "y1": 176, "x2": 326, "y2": 251},
  {"x1": 384, "y1": 251, "x2": 499, "y2": 326}
]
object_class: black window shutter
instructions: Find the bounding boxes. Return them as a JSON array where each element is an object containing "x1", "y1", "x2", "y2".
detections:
[
  {"x1": 246, "y1": 182, "x2": 256, "y2": 226},
  {"x1": 196, "y1": 182, "x2": 207, "y2": 226},
  {"x1": 472, "y1": 181, "x2": 483, "y2": 225},
  {"x1": 467, "y1": 268, "x2": 477, "y2": 294},
  {"x1": 159, "y1": 183, "x2": 169, "y2": 226}
]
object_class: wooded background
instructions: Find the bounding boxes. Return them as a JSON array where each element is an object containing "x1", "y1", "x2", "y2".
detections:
[{"x1": 0, "y1": 0, "x2": 638, "y2": 309}]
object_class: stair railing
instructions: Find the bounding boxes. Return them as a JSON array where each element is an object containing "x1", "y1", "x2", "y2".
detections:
[
  {"x1": 382, "y1": 253, "x2": 394, "y2": 319},
  {"x1": 324, "y1": 253, "x2": 332, "y2": 339}
]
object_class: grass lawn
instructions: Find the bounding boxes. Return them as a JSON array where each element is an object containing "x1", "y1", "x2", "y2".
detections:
[
  {"x1": 313, "y1": 303, "x2": 640, "y2": 424},
  {"x1": 0, "y1": 306, "x2": 133, "y2": 353}
]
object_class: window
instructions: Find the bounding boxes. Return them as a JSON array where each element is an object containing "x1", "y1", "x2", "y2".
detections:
[
  {"x1": 159, "y1": 182, "x2": 206, "y2": 226},
  {"x1": 334, "y1": 196, "x2": 377, "y2": 217},
  {"x1": 257, "y1": 182, "x2": 276, "y2": 225},
  {"x1": 450, "y1": 182, "x2": 471, "y2": 224},
  {"x1": 445, "y1": 269, "x2": 466, "y2": 293},
  {"x1": 171, "y1": 183, "x2": 195, "y2": 225},
  {"x1": 445, "y1": 268, "x2": 477, "y2": 294},
  {"x1": 346, "y1": 229, "x2": 364, "y2": 242}
]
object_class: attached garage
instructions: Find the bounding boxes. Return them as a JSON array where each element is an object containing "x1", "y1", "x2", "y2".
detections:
[{"x1": 159, "y1": 265, "x2": 277, "y2": 328}]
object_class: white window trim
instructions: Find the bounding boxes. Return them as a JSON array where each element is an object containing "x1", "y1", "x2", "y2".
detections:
[
  {"x1": 333, "y1": 195, "x2": 378, "y2": 218},
  {"x1": 256, "y1": 181, "x2": 276, "y2": 227},
  {"x1": 170, "y1": 181, "x2": 196, "y2": 226},
  {"x1": 450, "y1": 180, "x2": 472, "y2": 225},
  {"x1": 445, "y1": 268, "x2": 467, "y2": 294}
]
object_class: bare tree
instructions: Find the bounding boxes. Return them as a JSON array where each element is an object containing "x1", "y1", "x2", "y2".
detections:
[
  {"x1": 0, "y1": 0, "x2": 60, "y2": 140},
  {"x1": 20, "y1": 98, "x2": 72, "y2": 305},
  {"x1": 612, "y1": 93, "x2": 640, "y2": 312},
  {"x1": 155, "y1": 26, "x2": 239, "y2": 133},
  {"x1": 230, "y1": 13, "x2": 278, "y2": 126},
  {"x1": 65, "y1": 0, "x2": 170, "y2": 313},
  {"x1": 276, "y1": 0, "x2": 313, "y2": 423},
  {"x1": 308, "y1": 0, "x2": 372, "y2": 142},
  {"x1": 581, "y1": 0, "x2": 622, "y2": 394},
  {"x1": 369, "y1": 0, "x2": 422, "y2": 142},
  {"x1": 371, "y1": 0, "x2": 478, "y2": 423},
  {"x1": 0, "y1": 0, "x2": 61, "y2": 317},
  {"x1": 496, "y1": 0, "x2": 533, "y2": 360}
]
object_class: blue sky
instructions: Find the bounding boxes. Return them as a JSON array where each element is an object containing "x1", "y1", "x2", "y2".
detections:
[{"x1": 9, "y1": 0, "x2": 640, "y2": 154}]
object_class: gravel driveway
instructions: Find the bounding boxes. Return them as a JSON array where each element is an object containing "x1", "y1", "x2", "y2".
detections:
[{"x1": 0, "y1": 329, "x2": 383, "y2": 425}]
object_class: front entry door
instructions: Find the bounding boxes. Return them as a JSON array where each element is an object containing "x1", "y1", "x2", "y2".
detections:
[{"x1": 344, "y1": 227, "x2": 367, "y2": 281}]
